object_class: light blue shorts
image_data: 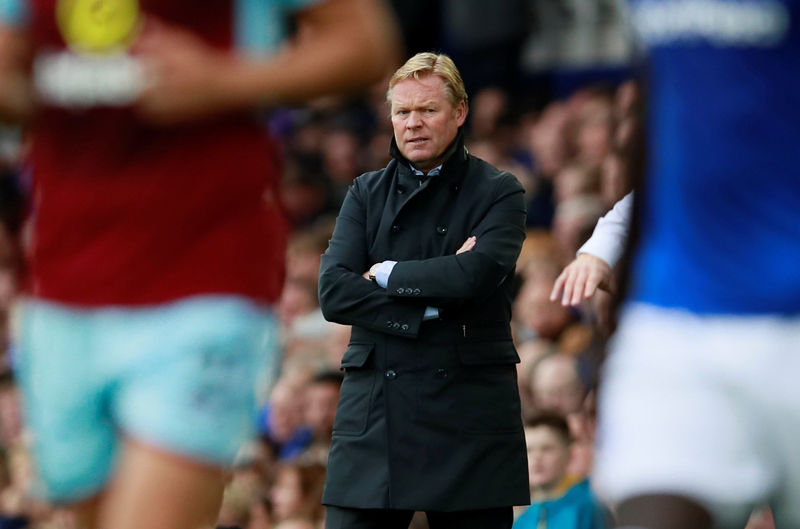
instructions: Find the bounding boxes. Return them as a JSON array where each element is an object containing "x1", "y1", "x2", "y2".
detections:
[{"x1": 16, "y1": 295, "x2": 276, "y2": 502}]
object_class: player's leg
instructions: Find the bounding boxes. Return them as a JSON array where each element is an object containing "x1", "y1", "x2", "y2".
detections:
[
  {"x1": 754, "y1": 314, "x2": 800, "y2": 529},
  {"x1": 104, "y1": 295, "x2": 273, "y2": 529},
  {"x1": 616, "y1": 494, "x2": 712, "y2": 529},
  {"x1": 98, "y1": 439, "x2": 225, "y2": 529},
  {"x1": 16, "y1": 300, "x2": 119, "y2": 525},
  {"x1": 594, "y1": 304, "x2": 769, "y2": 529}
]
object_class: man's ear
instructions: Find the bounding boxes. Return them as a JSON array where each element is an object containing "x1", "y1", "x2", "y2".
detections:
[{"x1": 455, "y1": 101, "x2": 467, "y2": 127}]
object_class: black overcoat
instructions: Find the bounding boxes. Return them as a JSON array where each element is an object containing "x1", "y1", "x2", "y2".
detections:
[{"x1": 319, "y1": 133, "x2": 530, "y2": 511}]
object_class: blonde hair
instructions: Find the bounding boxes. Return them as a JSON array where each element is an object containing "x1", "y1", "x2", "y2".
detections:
[{"x1": 386, "y1": 52, "x2": 468, "y2": 111}]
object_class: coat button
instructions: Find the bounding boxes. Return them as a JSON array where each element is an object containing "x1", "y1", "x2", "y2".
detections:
[
  {"x1": 401, "y1": 323, "x2": 409, "y2": 331},
  {"x1": 436, "y1": 225, "x2": 447, "y2": 235},
  {"x1": 435, "y1": 368, "x2": 448, "y2": 379},
  {"x1": 384, "y1": 369, "x2": 397, "y2": 380},
  {"x1": 391, "y1": 224, "x2": 400, "y2": 234},
  {"x1": 452, "y1": 184, "x2": 460, "y2": 193},
  {"x1": 392, "y1": 322, "x2": 400, "y2": 329},
  {"x1": 413, "y1": 288, "x2": 421, "y2": 295},
  {"x1": 397, "y1": 186, "x2": 405, "y2": 194}
]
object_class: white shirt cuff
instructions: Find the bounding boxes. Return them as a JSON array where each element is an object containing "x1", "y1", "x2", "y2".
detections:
[
  {"x1": 375, "y1": 260, "x2": 397, "y2": 288},
  {"x1": 423, "y1": 307, "x2": 439, "y2": 320}
]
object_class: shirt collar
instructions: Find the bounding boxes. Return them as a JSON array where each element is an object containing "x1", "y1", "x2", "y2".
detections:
[{"x1": 410, "y1": 165, "x2": 443, "y2": 178}]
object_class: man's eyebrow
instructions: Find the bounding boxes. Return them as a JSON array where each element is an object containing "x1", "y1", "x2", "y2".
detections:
[{"x1": 395, "y1": 100, "x2": 440, "y2": 108}]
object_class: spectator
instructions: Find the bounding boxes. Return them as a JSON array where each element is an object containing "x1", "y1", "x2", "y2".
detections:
[
  {"x1": 513, "y1": 414, "x2": 608, "y2": 529},
  {"x1": 261, "y1": 379, "x2": 313, "y2": 461},
  {"x1": 270, "y1": 460, "x2": 326, "y2": 527},
  {"x1": 530, "y1": 354, "x2": 584, "y2": 416},
  {"x1": 302, "y1": 370, "x2": 343, "y2": 462}
]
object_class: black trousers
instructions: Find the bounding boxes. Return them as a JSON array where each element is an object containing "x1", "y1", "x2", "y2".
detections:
[{"x1": 325, "y1": 505, "x2": 514, "y2": 529}]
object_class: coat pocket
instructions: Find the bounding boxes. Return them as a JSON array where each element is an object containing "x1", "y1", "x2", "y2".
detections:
[
  {"x1": 333, "y1": 343, "x2": 376, "y2": 436},
  {"x1": 454, "y1": 340, "x2": 522, "y2": 434},
  {"x1": 339, "y1": 342, "x2": 375, "y2": 370}
]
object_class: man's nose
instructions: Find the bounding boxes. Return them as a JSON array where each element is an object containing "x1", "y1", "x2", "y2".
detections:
[{"x1": 406, "y1": 111, "x2": 422, "y2": 128}]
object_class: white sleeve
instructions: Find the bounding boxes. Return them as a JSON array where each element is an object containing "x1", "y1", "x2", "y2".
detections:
[
  {"x1": 375, "y1": 260, "x2": 397, "y2": 289},
  {"x1": 577, "y1": 192, "x2": 634, "y2": 268}
]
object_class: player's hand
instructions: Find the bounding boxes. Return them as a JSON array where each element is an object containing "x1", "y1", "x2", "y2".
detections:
[
  {"x1": 133, "y1": 19, "x2": 244, "y2": 124},
  {"x1": 456, "y1": 236, "x2": 476, "y2": 254},
  {"x1": 550, "y1": 253, "x2": 615, "y2": 306}
]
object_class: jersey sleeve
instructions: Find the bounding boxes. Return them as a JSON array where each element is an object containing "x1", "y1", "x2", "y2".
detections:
[
  {"x1": 0, "y1": 0, "x2": 28, "y2": 26},
  {"x1": 234, "y1": 0, "x2": 325, "y2": 56}
]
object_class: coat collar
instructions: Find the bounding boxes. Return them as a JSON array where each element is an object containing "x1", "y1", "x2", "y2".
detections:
[{"x1": 389, "y1": 128, "x2": 469, "y2": 180}]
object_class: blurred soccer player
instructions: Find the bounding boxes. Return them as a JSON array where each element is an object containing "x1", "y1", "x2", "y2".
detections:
[
  {"x1": 0, "y1": 1, "x2": 397, "y2": 528},
  {"x1": 589, "y1": 1, "x2": 800, "y2": 528}
]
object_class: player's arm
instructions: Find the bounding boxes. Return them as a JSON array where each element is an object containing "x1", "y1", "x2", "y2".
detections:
[
  {"x1": 135, "y1": 0, "x2": 400, "y2": 124},
  {"x1": 0, "y1": 4, "x2": 34, "y2": 124},
  {"x1": 550, "y1": 192, "x2": 633, "y2": 306}
]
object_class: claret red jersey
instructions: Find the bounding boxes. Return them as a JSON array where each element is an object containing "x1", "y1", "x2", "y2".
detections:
[{"x1": 22, "y1": 0, "x2": 287, "y2": 306}]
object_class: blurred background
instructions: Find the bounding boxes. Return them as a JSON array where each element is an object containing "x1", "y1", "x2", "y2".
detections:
[{"x1": 0, "y1": 1, "x2": 647, "y2": 528}]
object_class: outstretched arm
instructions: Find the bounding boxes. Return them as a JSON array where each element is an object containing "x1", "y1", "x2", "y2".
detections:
[
  {"x1": 134, "y1": 0, "x2": 400, "y2": 124},
  {"x1": 550, "y1": 192, "x2": 633, "y2": 306}
]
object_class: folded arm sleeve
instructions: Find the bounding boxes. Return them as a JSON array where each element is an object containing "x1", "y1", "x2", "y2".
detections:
[
  {"x1": 577, "y1": 191, "x2": 633, "y2": 268},
  {"x1": 318, "y1": 180, "x2": 426, "y2": 338},
  {"x1": 386, "y1": 175, "x2": 526, "y2": 302}
]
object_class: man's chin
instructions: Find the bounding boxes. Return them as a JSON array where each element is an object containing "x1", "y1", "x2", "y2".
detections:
[{"x1": 406, "y1": 154, "x2": 436, "y2": 170}]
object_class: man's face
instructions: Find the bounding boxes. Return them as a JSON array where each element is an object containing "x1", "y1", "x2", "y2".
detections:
[
  {"x1": 390, "y1": 75, "x2": 466, "y2": 172},
  {"x1": 305, "y1": 382, "x2": 340, "y2": 439},
  {"x1": 525, "y1": 426, "x2": 571, "y2": 490}
]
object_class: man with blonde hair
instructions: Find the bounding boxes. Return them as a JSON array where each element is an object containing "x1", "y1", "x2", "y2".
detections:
[{"x1": 319, "y1": 52, "x2": 529, "y2": 529}]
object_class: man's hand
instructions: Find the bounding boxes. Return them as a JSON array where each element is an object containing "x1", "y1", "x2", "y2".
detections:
[
  {"x1": 363, "y1": 262, "x2": 381, "y2": 281},
  {"x1": 133, "y1": 19, "x2": 245, "y2": 124},
  {"x1": 550, "y1": 253, "x2": 615, "y2": 307},
  {"x1": 456, "y1": 236, "x2": 476, "y2": 254}
]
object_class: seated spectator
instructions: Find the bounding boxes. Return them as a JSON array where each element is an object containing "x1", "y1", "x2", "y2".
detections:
[
  {"x1": 514, "y1": 258, "x2": 575, "y2": 343},
  {"x1": 552, "y1": 195, "x2": 607, "y2": 264},
  {"x1": 529, "y1": 354, "x2": 594, "y2": 477},
  {"x1": 216, "y1": 440, "x2": 275, "y2": 529},
  {"x1": 530, "y1": 354, "x2": 584, "y2": 416},
  {"x1": 553, "y1": 163, "x2": 601, "y2": 204},
  {"x1": 302, "y1": 370, "x2": 343, "y2": 462},
  {"x1": 568, "y1": 89, "x2": 614, "y2": 169},
  {"x1": 259, "y1": 379, "x2": 313, "y2": 461},
  {"x1": 513, "y1": 414, "x2": 608, "y2": 529},
  {"x1": 270, "y1": 460, "x2": 326, "y2": 527}
]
